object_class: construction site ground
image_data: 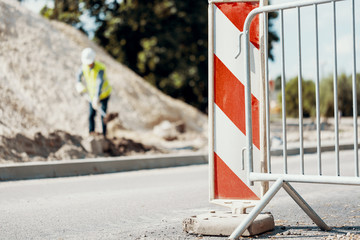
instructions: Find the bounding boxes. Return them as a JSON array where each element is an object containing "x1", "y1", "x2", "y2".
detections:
[{"x1": 0, "y1": 0, "x2": 207, "y2": 164}]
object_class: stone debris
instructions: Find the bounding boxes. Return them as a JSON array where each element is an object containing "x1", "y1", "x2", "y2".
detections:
[{"x1": 0, "y1": 130, "x2": 160, "y2": 163}]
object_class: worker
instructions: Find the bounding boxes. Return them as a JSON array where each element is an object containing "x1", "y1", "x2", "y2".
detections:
[{"x1": 76, "y1": 48, "x2": 112, "y2": 137}]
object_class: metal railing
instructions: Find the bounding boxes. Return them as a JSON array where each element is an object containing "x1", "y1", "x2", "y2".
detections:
[
  {"x1": 244, "y1": 0, "x2": 359, "y2": 184},
  {"x1": 230, "y1": 0, "x2": 360, "y2": 238}
]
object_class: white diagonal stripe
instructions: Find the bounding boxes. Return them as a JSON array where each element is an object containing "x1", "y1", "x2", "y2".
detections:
[
  {"x1": 214, "y1": 104, "x2": 261, "y2": 196},
  {"x1": 213, "y1": 5, "x2": 261, "y2": 100}
]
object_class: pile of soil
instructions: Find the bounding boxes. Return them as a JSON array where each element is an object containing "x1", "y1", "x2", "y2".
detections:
[
  {"x1": 0, "y1": 0, "x2": 207, "y2": 163},
  {"x1": 0, "y1": 130, "x2": 159, "y2": 163}
]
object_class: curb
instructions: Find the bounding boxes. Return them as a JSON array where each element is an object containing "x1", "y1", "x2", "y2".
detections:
[
  {"x1": 0, "y1": 153, "x2": 208, "y2": 181},
  {"x1": 1, "y1": 143, "x2": 355, "y2": 181},
  {"x1": 270, "y1": 143, "x2": 359, "y2": 156}
]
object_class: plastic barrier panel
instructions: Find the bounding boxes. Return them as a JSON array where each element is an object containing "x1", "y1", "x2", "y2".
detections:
[{"x1": 208, "y1": 0, "x2": 266, "y2": 207}]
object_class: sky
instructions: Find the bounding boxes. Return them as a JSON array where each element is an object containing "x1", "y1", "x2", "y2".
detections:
[
  {"x1": 22, "y1": 0, "x2": 359, "y2": 81},
  {"x1": 268, "y1": 0, "x2": 360, "y2": 81},
  {"x1": 21, "y1": 0, "x2": 52, "y2": 12},
  {"x1": 21, "y1": 0, "x2": 96, "y2": 38}
]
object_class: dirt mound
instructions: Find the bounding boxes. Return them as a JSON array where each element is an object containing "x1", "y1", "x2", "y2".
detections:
[
  {"x1": 0, "y1": 131, "x2": 90, "y2": 162},
  {"x1": 0, "y1": 0, "x2": 207, "y2": 163},
  {"x1": 106, "y1": 137, "x2": 159, "y2": 156}
]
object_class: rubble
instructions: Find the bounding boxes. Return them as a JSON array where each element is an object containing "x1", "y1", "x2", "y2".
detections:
[{"x1": 0, "y1": 130, "x2": 160, "y2": 164}]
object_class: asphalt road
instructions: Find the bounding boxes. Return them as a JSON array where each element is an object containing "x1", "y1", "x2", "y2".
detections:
[{"x1": 1, "y1": 150, "x2": 360, "y2": 240}]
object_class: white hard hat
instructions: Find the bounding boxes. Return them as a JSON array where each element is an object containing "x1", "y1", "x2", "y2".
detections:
[{"x1": 81, "y1": 48, "x2": 95, "y2": 65}]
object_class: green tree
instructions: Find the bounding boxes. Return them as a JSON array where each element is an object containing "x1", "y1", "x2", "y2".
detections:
[
  {"x1": 268, "y1": 11, "x2": 279, "y2": 61},
  {"x1": 96, "y1": 0, "x2": 209, "y2": 111},
  {"x1": 37, "y1": 0, "x2": 278, "y2": 112},
  {"x1": 320, "y1": 73, "x2": 360, "y2": 117},
  {"x1": 278, "y1": 77, "x2": 316, "y2": 118},
  {"x1": 274, "y1": 75, "x2": 281, "y2": 91},
  {"x1": 40, "y1": 0, "x2": 82, "y2": 27}
]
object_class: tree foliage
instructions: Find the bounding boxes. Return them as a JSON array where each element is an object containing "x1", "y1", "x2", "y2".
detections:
[
  {"x1": 96, "y1": 0, "x2": 209, "y2": 111},
  {"x1": 278, "y1": 77, "x2": 316, "y2": 118},
  {"x1": 320, "y1": 73, "x2": 360, "y2": 117},
  {"x1": 278, "y1": 74, "x2": 360, "y2": 119},
  {"x1": 40, "y1": 0, "x2": 82, "y2": 27},
  {"x1": 38, "y1": 0, "x2": 278, "y2": 112},
  {"x1": 267, "y1": 11, "x2": 279, "y2": 61}
]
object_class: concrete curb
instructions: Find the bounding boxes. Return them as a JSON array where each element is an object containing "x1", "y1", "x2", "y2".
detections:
[
  {"x1": 1, "y1": 142, "x2": 355, "y2": 181},
  {"x1": 0, "y1": 153, "x2": 208, "y2": 181},
  {"x1": 271, "y1": 143, "x2": 359, "y2": 156}
]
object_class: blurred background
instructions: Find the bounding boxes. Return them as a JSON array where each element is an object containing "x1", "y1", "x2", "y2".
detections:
[{"x1": 1, "y1": 0, "x2": 359, "y2": 163}]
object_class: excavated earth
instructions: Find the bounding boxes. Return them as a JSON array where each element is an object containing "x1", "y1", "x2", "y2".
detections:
[{"x1": 0, "y1": 0, "x2": 208, "y2": 163}]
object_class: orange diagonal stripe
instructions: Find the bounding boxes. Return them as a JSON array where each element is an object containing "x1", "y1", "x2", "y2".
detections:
[
  {"x1": 215, "y1": 2, "x2": 260, "y2": 49},
  {"x1": 214, "y1": 152, "x2": 259, "y2": 200},
  {"x1": 214, "y1": 55, "x2": 260, "y2": 149}
]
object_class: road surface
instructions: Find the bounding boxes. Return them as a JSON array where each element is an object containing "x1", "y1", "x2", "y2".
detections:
[{"x1": 0, "y1": 150, "x2": 360, "y2": 239}]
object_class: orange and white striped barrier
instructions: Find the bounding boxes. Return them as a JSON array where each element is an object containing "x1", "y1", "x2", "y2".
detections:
[{"x1": 208, "y1": 0, "x2": 266, "y2": 209}]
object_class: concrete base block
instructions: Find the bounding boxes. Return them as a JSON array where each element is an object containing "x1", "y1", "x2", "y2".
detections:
[{"x1": 183, "y1": 211, "x2": 274, "y2": 237}]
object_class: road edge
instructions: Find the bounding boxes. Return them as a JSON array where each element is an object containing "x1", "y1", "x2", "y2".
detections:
[
  {"x1": 1, "y1": 142, "x2": 356, "y2": 181},
  {"x1": 0, "y1": 152, "x2": 208, "y2": 181}
]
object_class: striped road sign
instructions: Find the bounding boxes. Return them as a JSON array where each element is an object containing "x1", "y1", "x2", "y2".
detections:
[{"x1": 209, "y1": 0, "x2": 266, "y2": 207}]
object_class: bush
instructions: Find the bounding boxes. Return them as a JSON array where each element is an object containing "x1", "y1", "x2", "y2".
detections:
[
  {"x1": 320, "y1": 73, "x2": 360, "y2": 117},
  {"x1": 278, "y1": 77, "x2": 316, "y2": 118}
]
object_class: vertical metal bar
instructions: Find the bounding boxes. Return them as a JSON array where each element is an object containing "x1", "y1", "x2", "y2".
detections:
[
  {"x1": 332, "y1": 0, "x2": 340, "y2": 176},
  {"x1": 297, "y1": 7, "x2": 304, "y2": 175},
  {"x1": 208, "y1": 2, "x2": 215, "y2": 200},
  {"x1": 351, "y1": 0, "x2": 359, "y2": 177},
  {"x1": 283, "y1": 182, "x2": 332, "y2": 231},
  {"x1": 244, "y1": 17, "x2": 254, "y2": 186},
  {"x1": 229, "y1": 178, "x2": 284, "y2": 240},
  {"x1": 314, "y1": 3, "x2": 322, "y2": 175},
  {"x1": 264, "y1": 11, "x2": 271, "y2": 174},
  {"x1": 280, "y1": 9, "x2": 288, "y2": 174}
]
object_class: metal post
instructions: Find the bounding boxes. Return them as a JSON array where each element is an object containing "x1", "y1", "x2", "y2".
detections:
[
  {"x1": 208, "y1": 2, "x2": 215, "y2": 200},
  {"x1": 283, "y1": 182, "x2": 332, "y2": 231},
  {"x1": 244, "y1": 17, "x2": 254, "y2": 186},
  {"x1": 314, "y1": 3, "x2": 322, "y2": 175},
  {"x1": 297, "y1": 6, "x2": 304, "y2": 175},
  {"x1": 351, "y1": 0, "x2": 359, "y2": 177},
  {"x1": 280, "y1": 9, "x2": 288, "y2": 174},
  {"x1": 332, "y1": 0, "x2": 340, "y2": 176},
  {"x1": 264, "y1": 11, "x2": 271, "y2": 174},
  {"x1": 228, "y1": 178, "x2": 284, "y2": 240}
]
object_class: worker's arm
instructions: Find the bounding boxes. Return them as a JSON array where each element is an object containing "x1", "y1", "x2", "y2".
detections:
[
  {"x1": 95, "y1": 70, "x2": 105, "y2": 98},
  {"x1": 76, "y1": 68, "x2": 83, "y2": 83},
  {"x1": 75, "y1": 68, "x2": 86, "y2": 94}
]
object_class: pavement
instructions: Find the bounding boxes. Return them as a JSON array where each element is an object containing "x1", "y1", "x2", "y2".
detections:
[
  {"x1": 1, "y1": 143, "x2": 359, "y2": 239},
  {"x1": 0, "y1": 162, "x2": 359, "y2": 240}
]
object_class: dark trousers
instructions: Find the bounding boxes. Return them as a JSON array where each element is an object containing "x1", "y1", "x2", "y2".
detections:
[{"x1": 89, "y1": 96, "x2": 109, "y2": 136}]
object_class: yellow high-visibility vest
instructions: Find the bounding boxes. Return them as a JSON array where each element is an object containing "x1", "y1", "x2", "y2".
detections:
[{"x1": 82, "y1": 61, "x2": 112, "y2": 100}]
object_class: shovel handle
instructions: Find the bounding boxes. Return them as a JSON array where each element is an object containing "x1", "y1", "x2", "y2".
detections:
[{"x1": 82, "y1": 94, "x2": 106, "y2": 117}]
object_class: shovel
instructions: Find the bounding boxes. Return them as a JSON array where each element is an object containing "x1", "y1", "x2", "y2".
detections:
[{"x1": 82, "y1": 94, "x2": 117, "y2": 124}]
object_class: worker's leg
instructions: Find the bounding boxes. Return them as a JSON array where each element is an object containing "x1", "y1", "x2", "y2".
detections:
[
  {"x1": 100, "y1": 96, "x2": 109, "y2": 136},
  {"x1": 89, "y1": 102, "x2": 96, "y2": 133}
]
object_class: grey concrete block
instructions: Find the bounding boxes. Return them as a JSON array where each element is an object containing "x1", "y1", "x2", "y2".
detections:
[{"x1": 183, "y1": 211, "x2": 274, "y2": 237}]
